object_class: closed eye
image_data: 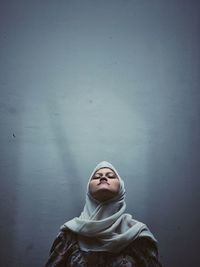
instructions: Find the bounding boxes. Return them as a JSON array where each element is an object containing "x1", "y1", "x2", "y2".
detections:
[
  {"x1": 107, "y1": 173, "x2": 116, "y2": 178},
  {"x1": 92, "y1": 172, "x2": 117, "y2": 179},
  {"x1": 92, "y1": 174, "x2": 102, "y2": 179}
]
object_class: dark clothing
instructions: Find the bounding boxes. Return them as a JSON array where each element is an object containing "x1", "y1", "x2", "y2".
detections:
[{"x1": 45, "y1": 229, "x2": 162, "y2": 267}]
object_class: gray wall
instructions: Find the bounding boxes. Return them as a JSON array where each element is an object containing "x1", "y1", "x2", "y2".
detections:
[{"x1": 0, "y1": 0, "x2": 199, "y2": 266}]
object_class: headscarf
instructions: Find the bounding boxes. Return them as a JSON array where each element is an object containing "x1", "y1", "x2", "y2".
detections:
[{"x1": 61, "y1": 161, "x2": 157, "y2": 253}]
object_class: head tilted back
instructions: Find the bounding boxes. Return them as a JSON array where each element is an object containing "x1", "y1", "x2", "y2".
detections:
[{"x1": 87, "y1": 161, "x2": 125, "y2": 202}]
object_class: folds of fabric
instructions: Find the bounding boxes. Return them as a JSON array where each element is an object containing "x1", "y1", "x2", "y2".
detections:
[{"x1": 61, "y1": 161, "x2": 157, "y2": 253}]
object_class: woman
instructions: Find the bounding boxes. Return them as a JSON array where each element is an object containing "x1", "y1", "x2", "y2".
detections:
[{"x1": 45, "y1": 161, "x2": 162, "y2": 267}]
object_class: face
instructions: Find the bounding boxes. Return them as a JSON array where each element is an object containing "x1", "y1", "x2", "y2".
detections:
[{"x1": 89, "y1": 167, "x2": 120, "y2": 202}]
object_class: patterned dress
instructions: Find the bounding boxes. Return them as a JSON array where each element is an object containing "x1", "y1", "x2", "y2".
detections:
[{"x1": 45, "y1": 229, "x2": 162, "y2": 267}]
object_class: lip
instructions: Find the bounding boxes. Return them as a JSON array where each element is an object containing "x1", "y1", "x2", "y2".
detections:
[{"x1": 98, "y1": 181, "x2": 110, "y2": 185}]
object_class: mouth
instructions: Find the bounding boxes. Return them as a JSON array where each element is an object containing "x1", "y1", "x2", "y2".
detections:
[{"x1": 98, "y1": 181, "x2": 110, "y2": 185}]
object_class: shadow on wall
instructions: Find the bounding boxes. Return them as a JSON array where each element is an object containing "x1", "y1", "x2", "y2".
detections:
[
  {"x1": 0, "y1": 104, "x2": 20, "y2": 266},
  {"x1": 46, "y1": 98, "x2": 83, "y2": 209}
]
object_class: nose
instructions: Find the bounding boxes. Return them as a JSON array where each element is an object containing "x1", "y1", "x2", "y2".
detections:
[{"x1": 100, "y1": 176, "x2": 108, "y2": 181}]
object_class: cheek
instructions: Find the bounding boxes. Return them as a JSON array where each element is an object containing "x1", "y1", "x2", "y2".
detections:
[
  {"x1": 88, "y1": 181, "x2": 95, "y2": 193},
  {"x1": 113, "y1": 180, "x2": 120, "y2": 192}
]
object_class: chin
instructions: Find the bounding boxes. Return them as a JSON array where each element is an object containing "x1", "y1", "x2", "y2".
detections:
[{"x1": 93, "y1": 190, "x2": 116, "y2": 202}]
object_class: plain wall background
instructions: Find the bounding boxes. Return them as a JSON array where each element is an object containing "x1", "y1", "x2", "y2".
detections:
[{"x1": 0, "y1": 0, "x2": 199, "y2": 266}]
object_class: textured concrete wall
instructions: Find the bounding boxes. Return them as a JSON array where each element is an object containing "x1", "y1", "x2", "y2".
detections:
[{"x1": 0, "y1": 1, "x2": 199, "y2": 266}]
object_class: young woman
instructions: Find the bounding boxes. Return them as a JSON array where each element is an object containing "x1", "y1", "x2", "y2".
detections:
[{"x1": 45, "y1": 161, "x2": 162, "y2": 267}]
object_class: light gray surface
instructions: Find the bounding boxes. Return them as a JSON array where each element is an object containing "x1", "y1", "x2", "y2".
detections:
[{"x1": 0, "y1": 1, "x2": 199, "y2": 266}]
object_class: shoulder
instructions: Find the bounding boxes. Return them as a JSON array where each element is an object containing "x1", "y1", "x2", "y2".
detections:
[
  {"x1": 125, "y1": 237, "x2": 162, "y2": 267},
  {"x1": 49, "y1": 228, "x2": 77, "y2": 253},
  {"x1": 45, "y1": 229, "x2": 77, "y2": 266},
  {"x1": 131, "y1": 237, "x2": 158, "y2": 256}
]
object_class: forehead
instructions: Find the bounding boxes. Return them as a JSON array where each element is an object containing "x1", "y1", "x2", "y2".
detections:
[{"x1": 95, "y1": 167, "x2": 115, "y2": 174}]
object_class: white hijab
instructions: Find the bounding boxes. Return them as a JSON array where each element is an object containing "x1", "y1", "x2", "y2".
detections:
[{"x1": 61, "y1": 161, "x2": 157, "y2": 253}]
